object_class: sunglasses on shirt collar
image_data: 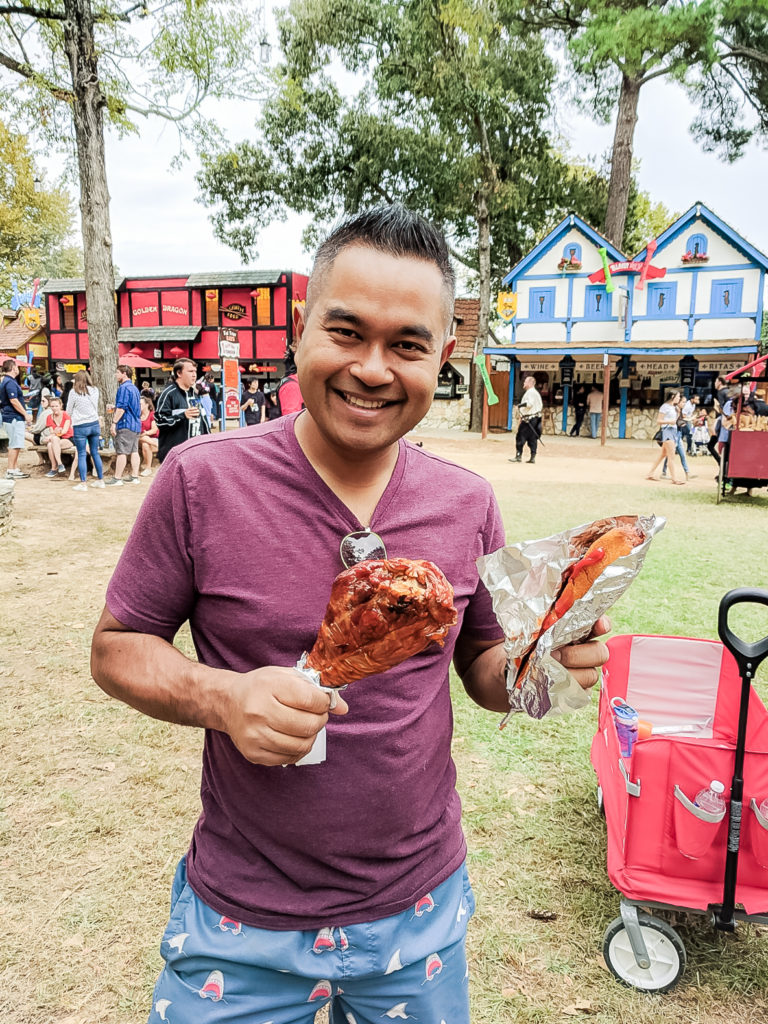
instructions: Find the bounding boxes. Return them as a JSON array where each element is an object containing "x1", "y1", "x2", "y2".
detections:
[{"x1": 339, "y1": 528, "x2": 387, "y2": 568}]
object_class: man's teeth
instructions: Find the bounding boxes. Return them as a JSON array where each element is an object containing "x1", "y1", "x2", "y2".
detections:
[{"x1": 343, "y1": 393, "x2": 388, "y2": 409}]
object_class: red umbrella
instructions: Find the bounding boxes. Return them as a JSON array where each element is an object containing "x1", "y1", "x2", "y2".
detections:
[
  {"x1": 169, "y1": 346, "x2": 185, "y2": 358},
  {"x1": 120, "y1": 352, "x2": 162, "y2": 368}
]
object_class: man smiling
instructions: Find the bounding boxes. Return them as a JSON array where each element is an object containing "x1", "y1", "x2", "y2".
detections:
[{"x1": 91, "y1": 206, "x2": 607, "y2": 1024}]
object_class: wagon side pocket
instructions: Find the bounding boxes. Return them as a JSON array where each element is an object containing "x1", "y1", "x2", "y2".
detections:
[
  {"x1": 673, "y1": 785, "x2": 726, "y2": 860},
  {"x1": 749, "y1": 799, "x2": 768, "y2": 869}
]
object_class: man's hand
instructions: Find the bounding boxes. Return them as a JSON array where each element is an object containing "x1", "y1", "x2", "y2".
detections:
[
  {"x1": 110, "y1": 424, "x2": 117, "y2": 436},
  {"x1": 221, "y1": 667, "x2": 349, "y2": 766},
  {"x1": 552, "y1": 615, "x2": 611, "y2": 690},
  {"x1": 184, "y1": 406, "x2": 200, "y2": 419}
]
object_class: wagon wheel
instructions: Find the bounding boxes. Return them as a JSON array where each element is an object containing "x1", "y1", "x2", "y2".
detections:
[{"x1": 603, "y1": 914, "x2": 686, "y2": 993}]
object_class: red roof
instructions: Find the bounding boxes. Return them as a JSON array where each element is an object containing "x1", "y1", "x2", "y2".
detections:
[
  {"x1": 452, "y1": 298, "x2": 479, "y2": 360},
  {"x1": 0, "y1": 308, "x2": 47, "y2": 352}
]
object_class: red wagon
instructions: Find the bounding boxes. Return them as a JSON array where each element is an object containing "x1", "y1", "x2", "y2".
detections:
[{"x1": 591, "y1": 590, "x2": 768, "y2": 991}]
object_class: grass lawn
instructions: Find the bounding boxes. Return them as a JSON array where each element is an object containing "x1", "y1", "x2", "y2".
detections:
[{"x1": 1, "y1": 448, "x2": 767, "y2": 1022}]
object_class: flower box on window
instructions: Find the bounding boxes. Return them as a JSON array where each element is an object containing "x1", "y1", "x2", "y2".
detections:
[
  {"x1": 558, "y1": 257, "x2": 582, "y2": 272},
  {"x1": 681, "y1": 251, "x2": 709, "y2": 263}
]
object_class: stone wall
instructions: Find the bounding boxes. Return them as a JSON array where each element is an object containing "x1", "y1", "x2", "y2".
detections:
[
  {"x1": 549, "y1": 405, "x2": 718, "y2": 440},
  {"x1": 418, "y1": 395, "x2": 472, "y2": 431},
  {"x1": 0, "y1": 480, "x2": 13, "y2": 536}
]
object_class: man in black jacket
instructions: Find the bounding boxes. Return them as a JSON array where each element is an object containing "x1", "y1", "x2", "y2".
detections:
[{"x1": 155, "y1": 358, "x2": 210, "y2": 462}]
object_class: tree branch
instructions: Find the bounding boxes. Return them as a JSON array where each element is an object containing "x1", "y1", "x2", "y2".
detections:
[
  {"x1": 0, "y1": 4, "x2": 65, "y2": 17},
  {"x1": 0, "y1": 0, "x2": 148, "y2": 22},
  {"x1": 720, "y1": 39, "x2": 768, "y2": 68},
  {"x1": 638, "y1": 61, "x2": 677, "y2": 86},
  {"x1": 0, "y1": 47, "x2": 73, "y2": 101},
  {"x1": 449, "y1": 244, "x2": 474, "y2": 270}
]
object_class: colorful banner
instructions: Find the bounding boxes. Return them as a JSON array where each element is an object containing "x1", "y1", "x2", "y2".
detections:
[
  {"x1": 598, "y1": 247, "x2": 614, "y2": 294},
  {"x1": 496, "y1": 291, "x2": 517, "y2": 323},
  {"x1": 474, "y1": 353, "x2": 499, "y2": 406}
]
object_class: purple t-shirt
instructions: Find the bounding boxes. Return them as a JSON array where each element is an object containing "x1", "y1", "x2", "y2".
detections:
[{"x1": 106, "y1": 414, "x2": 505, "y2": 929}]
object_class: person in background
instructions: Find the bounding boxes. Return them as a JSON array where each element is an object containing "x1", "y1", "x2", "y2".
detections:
[
  {"x1": 66, "y1": 369, "x2": 104, "y2": 491},
  {"x1": 0, "y1": 358, "x2": 33, "y2": 479},
  {"x1": 51, "y1": 374, "x2": 64, "y2": 398},
  {"x1": 27, "y1": 389, "x2": 52, "y2": 444},
  {"x1": 692, "y1": 409, "x2": 711, "y2": 457},
  {"x1": 61, "y1": 378, "x2": 74, "y2": 413},
  {"x1": 44, "y1": 397, "x2": 75, "y2": 476},
  {"x1": 204, "y1": 371, "x2": 220, "y2": 419},
  {"x1": 241, "y1": 378, "x2": 265, "y2": 425},
  {"x1": 510, "y1": 375, "x2": 542, "y2": 464},
  {"x1": 680, "y1": 393, "x2": 699, "y2": 455},
  {"x1": 264, "y1": 389, "x2": 281, "y2": 420},
  {"x1": 647, "y1": 390, "x2": 685, "y2": 485},
  {"x1": 106, "y1": 365, "x2": 142, "y2": 486},
  {"x1": 196, "y1": 381, "x2": 214, "y2": 421},
  {"x1": 587, "y1": 385, "x2": 603, "y2": 438},
  {"x1": 569, "y1": 384, "x2": 587, "y2": 437},
  {"x1": 661, "y1": 398, "x2": 692, "y2": 481},
  {"x1": 138, "y1": 396, "x2": 159, "y2": 476},
  {"x1": 155, "y1": 358, "x2": 210, "y2": 463},
  {"x1": 713, "y1": 375, "x2": 729, "y2": 412}
]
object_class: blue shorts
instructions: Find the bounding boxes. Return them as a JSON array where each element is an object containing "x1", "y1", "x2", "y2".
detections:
[{"x1": 149, "y1": 858, "x2": 475, "y2": 1024}]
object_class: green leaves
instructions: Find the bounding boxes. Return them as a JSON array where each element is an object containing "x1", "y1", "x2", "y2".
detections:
[
  {"x1": 197, "y1": 0, "x2": 568, "y2": 277},
  {"x1": 0, "y1": 120, "x2": 83, "y2": 303}
]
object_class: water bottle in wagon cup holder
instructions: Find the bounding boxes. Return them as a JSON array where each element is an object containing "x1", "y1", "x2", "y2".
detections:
[
  {"x1": 694, "y1": 780, "x2": 726, "y2": 815},
  {"x1": 610, "y1": 696, "x2": 639, "y2": 757}
]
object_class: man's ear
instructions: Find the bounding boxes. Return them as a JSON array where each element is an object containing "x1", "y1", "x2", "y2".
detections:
[
  {"x1": 293, "y1": 303, "x2": 307, "y2": 360},
  {"x1": 439, "y1": 336, "x2": 456, "y2": 367}
]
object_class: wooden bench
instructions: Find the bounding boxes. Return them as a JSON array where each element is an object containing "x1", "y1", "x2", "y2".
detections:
[{"x1": 29, "y1": 443, "x2": 117, "y2": 480}]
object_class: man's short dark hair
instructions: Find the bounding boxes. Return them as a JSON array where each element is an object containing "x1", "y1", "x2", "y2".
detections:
[
  {"x1": 117, "y1": 364, "x2": 134, "y2": 380},
  {"x1": 2, "y1": 358, "x2": 16, "y2": 373},
  {"x1": 307, "y1": 205, "x2": 455, "y2": 330},
  {"x1": 173, "y1": 358, "x2": 196, "y2": 380}
]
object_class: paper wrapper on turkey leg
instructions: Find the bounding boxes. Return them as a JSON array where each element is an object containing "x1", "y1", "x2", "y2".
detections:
[
  {"x1": 476, "y1": 514, "x2": 665, "y2": 720},
  {"x1": 304, "y1": 558, "x2": 458, "y2": 688}
]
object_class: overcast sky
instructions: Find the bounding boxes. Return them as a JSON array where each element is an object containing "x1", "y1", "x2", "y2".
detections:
[{"x1": 61, "y1": 60, "x2": 766, "y2": 283}]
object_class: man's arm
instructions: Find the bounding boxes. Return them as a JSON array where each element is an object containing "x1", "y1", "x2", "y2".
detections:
[
  {"x1": 453, "y1": 618, "x2": 611, "y2": 712},
  {"x1": 91, "y1": 606, "x2": 348, "y2": 766}
]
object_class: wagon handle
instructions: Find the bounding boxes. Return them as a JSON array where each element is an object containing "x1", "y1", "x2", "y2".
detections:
[
  {"x1": 715, "y1": 588, "x2": 768, "y2": 932},
  {"x1": 718, "y1": 588, "x2": 768, "y2": 672}
]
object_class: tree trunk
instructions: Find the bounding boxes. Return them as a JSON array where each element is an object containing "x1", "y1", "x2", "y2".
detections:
[
  {"x1": 604, "y1": 74, "x2": 642, "y2": 249},
  {"x1": 63, "y1": 0, "x2": 118, "y2": 422},
  {"x1": 469, "y1": 187, "x2": 491, "y2": 433}
]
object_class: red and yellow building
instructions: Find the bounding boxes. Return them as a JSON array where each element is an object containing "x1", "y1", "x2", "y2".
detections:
[{"x1": 42, "y1": 269, "x2": 308, "y2": 377}]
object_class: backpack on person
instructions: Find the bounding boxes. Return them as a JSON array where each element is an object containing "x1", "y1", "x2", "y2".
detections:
[{"x1": 274, "y1": 373, "x2": 303, "y2": 416}]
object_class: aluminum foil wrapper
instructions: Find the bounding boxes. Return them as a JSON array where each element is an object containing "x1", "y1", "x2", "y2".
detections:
[{"x1": 476, "y1": 515, "x2": 665, "y2": 721}]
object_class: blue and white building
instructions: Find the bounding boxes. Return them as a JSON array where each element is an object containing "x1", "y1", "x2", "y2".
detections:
[{"x1": 485, "y1": 202, "x2": 767, "y2": 438}]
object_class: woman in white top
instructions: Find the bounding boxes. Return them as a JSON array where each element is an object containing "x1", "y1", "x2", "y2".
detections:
[
  {"x1": 647, "y1": 390, "x2": 685, "y2": 485},
  {"x1": 66, "y1": 370, "x2": 104, "y2": 490}
]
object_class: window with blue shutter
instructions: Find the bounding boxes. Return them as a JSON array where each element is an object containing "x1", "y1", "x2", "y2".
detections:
[
  {"x1": 647, "y1": 282, "x2": 677, "y2": 318},
  {"x1": 561, "y1": 242, "x2": 582, "y2": 263},
  {"x1": 685, "y1": 233, "x2": 708, "y2": 258},
  {"x1": 710, "y1": 279, "x2": 742, "y2": 315},
  {"x1": 584, "y1": 285, "x2": 612, "y2": 320},
  {"x1": 528, "y1": 287, "x2": 555, "y2": 320}
]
